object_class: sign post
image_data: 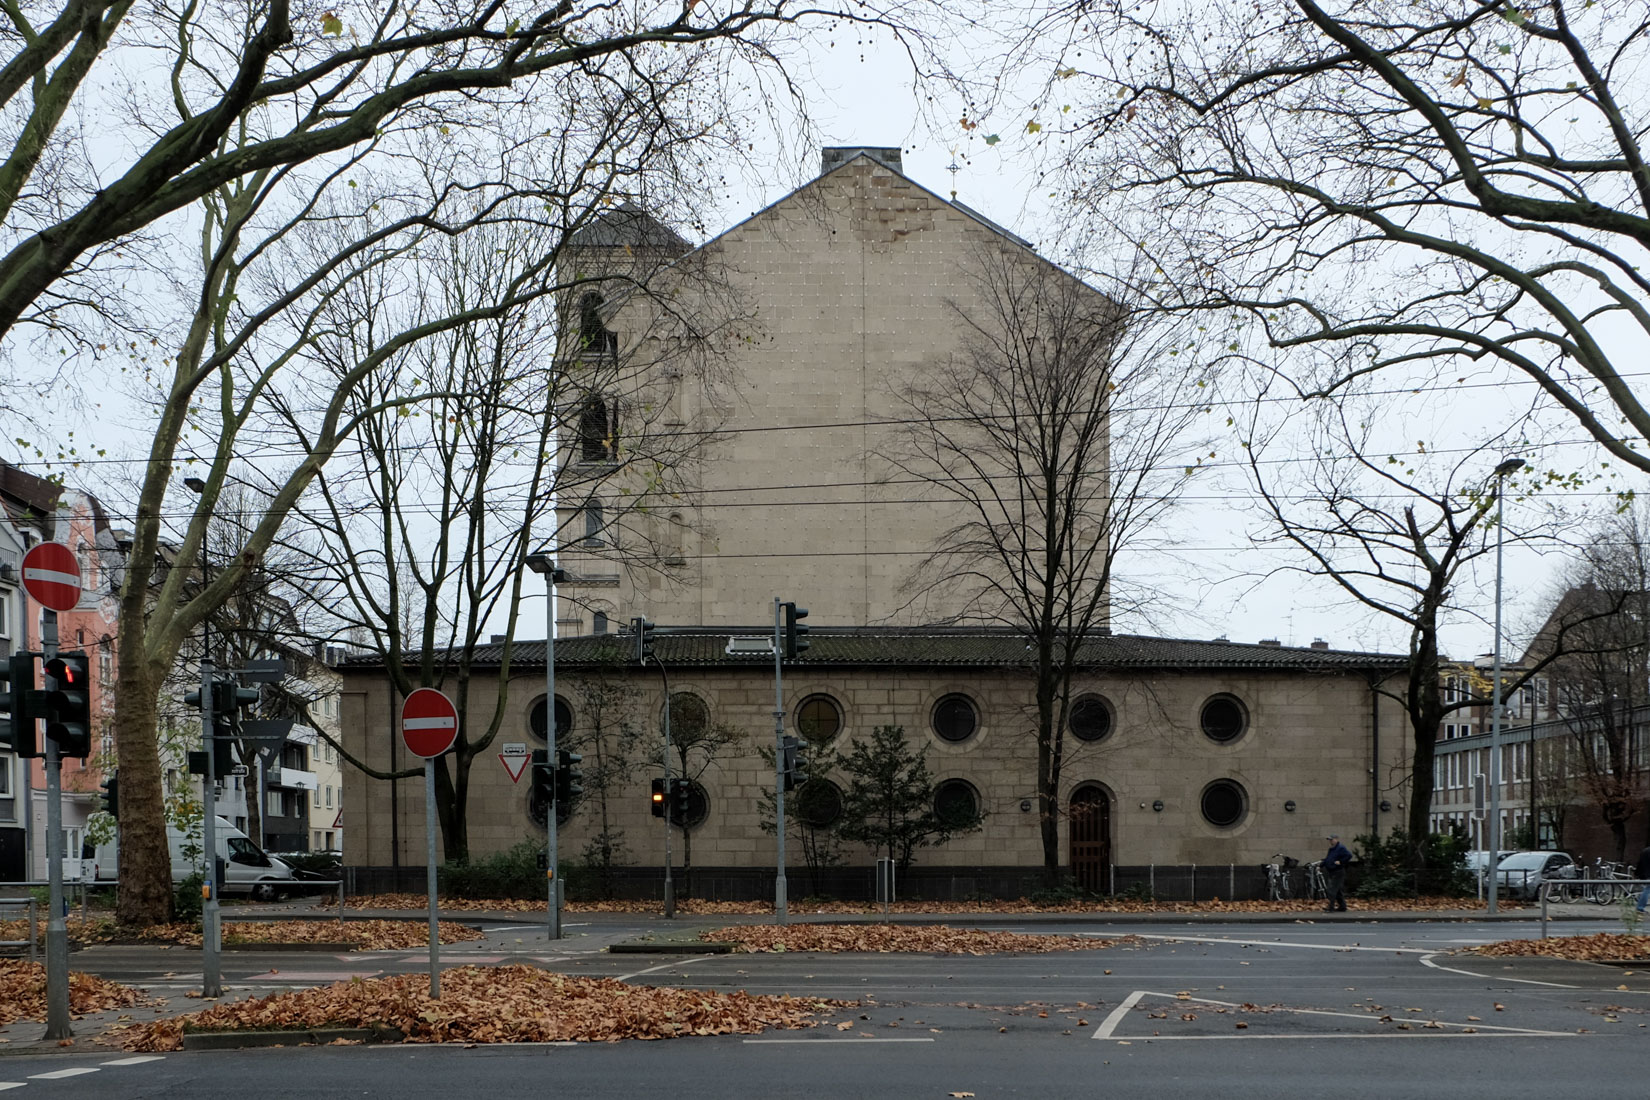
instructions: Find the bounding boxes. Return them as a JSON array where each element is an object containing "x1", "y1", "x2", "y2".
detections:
[
  {"x1": 400, "y1": 688, "x2": 457, "y2": 999},
  {"x1": 22, "y1": 541, "x2": 81, "y2": 1040}
]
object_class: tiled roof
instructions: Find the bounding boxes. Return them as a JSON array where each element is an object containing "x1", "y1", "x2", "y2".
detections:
[{"x1": 341, "y1": 627, "x2": 1406, "y2": 675}]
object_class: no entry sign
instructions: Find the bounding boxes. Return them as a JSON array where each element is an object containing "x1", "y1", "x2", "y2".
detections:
[
  {"x1": 21, "y1": 541, "x2": 81, "y2": 612},
  {"x1": 401, "y1": 688, "x2": 458, "y2": 758}
]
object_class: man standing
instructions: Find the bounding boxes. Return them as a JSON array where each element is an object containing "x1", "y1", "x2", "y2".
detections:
[
  {"x1": 1323, "y1": 834, "x2": 1352, "y2": 912},
  {"x1": 1635, "y1": 843, "x2": 1650, "y2": 915}
]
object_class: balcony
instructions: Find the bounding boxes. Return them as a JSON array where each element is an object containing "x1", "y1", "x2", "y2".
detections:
[{"x1": 268, "y1": 767, "x2": 317, "y2": 791}]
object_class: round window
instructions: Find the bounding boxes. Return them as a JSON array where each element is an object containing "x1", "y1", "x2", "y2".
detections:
[
  {"x1": 529, "y1": 695, "x2": 573, "y2": 742},
  {"x1": 796, "y1": 694, "x2": 843, "y2": 743},
  {"x1": 1200, "y1": 695, "x2": 1247, "y2": 744},
  {"x1": 934, "y1": 779, "x2": 982, "y2": 828},
  {"x1": 932, "y1": 694, "x2": 978, "y2": 743},
  {"x1": 1069, "y1": 694, "x2": 1113, "y2": 743},
  {"x1": 1200, "y1": 779, "x2": 1248, "y2": 829},
  {"x1": 668, "y1": 693, "x2": 709, "y2": 739},
  {"x1": 794, "y1": 778, "x2": 844, "y2": 828}
]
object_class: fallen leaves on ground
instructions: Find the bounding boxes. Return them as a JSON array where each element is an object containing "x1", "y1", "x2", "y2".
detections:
[
  {"x1": 1469, "y1": 933, "x2": 1650, "y2": 963},
  {"x1": 705, "y1": 924, "x2": 1138, "y2": 955},
  {"x1": 327, "y1": 894, "x2": 1497, "y2": 915},
  {"x1": 121, "y1": 965, "x2": 841, "y2": 1051},
  {"x1": 222, "y1": 920, "x2": 484, "y2": 950},
  {"x1": 0, "y1": 960, "x2": 148, "y2": 1026},
  {"x1": 0, "y1": 915, "x2": 123, "y2": 947}
]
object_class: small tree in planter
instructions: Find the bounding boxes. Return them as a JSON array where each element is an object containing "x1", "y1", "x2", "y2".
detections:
[{"x1": 836, "y1": 725, "x2": 983, "y2": 872}]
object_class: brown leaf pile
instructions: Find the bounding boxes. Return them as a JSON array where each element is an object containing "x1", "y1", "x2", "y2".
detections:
[
  {"x1": 330, "y1": 894, "x2": 1496, "y2": 915},
  {"x1": 121, "y1": 965, "x2": 838, "y2": 1051},
  {"x1": 0, "y1": 915, "x2": 123, "y2": 946},
  {"x1": 224, "y1": 920, "x2": 484, "y2": 950},
  {"x1": 1469, "y1": 933, "x2": 1650, "y2": 963},
  {"x1": 707, "y1": 924, "x2": 1137, "y2": 955},
  {"x1": 0, "y1": 960, "x2": 147, "y2": 1026}
]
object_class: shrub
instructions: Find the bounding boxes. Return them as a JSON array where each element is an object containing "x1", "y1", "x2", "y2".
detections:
[
  {"x1": 173, "y1": 872, "x2": 204, "y2": 922},
  {"x1": 438, "y1": 841, "x2": 546, "y2": 900},
  {"x1": 1351, "y1": 828, "x2": 1473, "y2": 898}
]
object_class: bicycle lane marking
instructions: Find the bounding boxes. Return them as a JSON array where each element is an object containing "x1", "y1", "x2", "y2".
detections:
[
  {"x1": 1417, "y1": 953, "x2": 1595, "y2": 989},
  {"x1": 1090, "y1": 990, "x2": 1577, "y2": 1041}
]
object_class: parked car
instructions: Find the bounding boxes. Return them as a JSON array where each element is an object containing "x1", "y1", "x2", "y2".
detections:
[
  {"x1": 1483, "y1": 850, "x2": 1577, "y2": 900},
  {"x1": 1464, "y1": 850, "x2": 1516, "y2": 876},
  {"x1": 91, "y1": 817, "x2": 296, "y2": 901}
]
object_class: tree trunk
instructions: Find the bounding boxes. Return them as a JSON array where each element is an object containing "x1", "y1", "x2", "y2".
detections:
[
  {"x1": 1035, "y1": 635, "x2": 1061, "y2": 888},
  {"x1": 113, "y1": 656, "x2": 171, "y2": 926},
  {"x1": 244, "y1": 756, "x2": 262, "y2": 848}
]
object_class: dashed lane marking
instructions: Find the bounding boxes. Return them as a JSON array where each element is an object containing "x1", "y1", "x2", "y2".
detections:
[
  {"x1": 100, "y1": 1057, "x2": 165, "y2": 1066},
  {"x1": 28, "y1": 1069, "x2": 100, "y2": 1080},
  {"x1": 743, "y1": 1038, "x2": 935, "y2": 1044}
]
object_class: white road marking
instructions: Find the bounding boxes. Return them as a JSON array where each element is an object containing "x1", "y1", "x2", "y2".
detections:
[
  {"x1": 1417, "y1": 953, "x2": 1586, "y2": 988},
  {"x1": 743, "y1": 1038, "x2": 935, "y2": 1044},
  {"x1": 1109, "y1": 1032, "x2": 1571, "y2": 1041},
  {"x1": 100, "y1": 1056, "x2": 165, "y2": 1066},
  {"x1": 616, "y1": 956, "x2": 718, "y2": 982},
  {"x1": 0, "y1": 1084, "x2": 27, "y2": 1092},
  {"x1": 29, "y1": 1068, "x2": 100, "y2": 1079},
  {"x1": 1091, "y1": 989, "x2": 1575, "y2": 1040},
  {"x1": 1092, "y1": 990, "x2": 1147, "y2": 1039},
  {"x1": 1127, "y1": 934, "x2": 1427, "y2": 955}
]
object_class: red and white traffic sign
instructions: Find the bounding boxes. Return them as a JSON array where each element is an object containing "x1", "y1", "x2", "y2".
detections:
[
  {"x1": 21, "y1": 541, "x2": 82, "y2": 612},
  {"x1": 401, "y1": 688, "x2": 458, "y2": 758},
  {"x1": 498, "y1": 742, "x2": 530, "y2": 783}
]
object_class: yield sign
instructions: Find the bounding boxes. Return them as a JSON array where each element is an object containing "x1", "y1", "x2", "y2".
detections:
[
  {"x1": 22, "y1": 541, "x2": 81, "y2": 612},
  {"x1": 499, "y1": 742, "x2": 530, "y2": 783},
  {"x1": 401, "y1": 688, "x2": 458, "y2": 758}
]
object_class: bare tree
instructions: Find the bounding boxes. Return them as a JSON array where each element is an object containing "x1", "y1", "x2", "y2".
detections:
[
  {"x1": 1532, "y1": 507, "x2": 1650, "y2": 860},
  {"x1": 1030, "y1": 0, "x2": 1650, "y2": 477},
  {"x1": 656, "y1": 690, "x2": 743, "y2": 898},
  {"x1": 880, "y1": 243, "x2": 1211, "y2": 886}
]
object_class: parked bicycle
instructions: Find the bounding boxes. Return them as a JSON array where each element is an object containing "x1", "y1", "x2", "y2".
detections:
[
  {"x1": 1264, "y1": 854, "x2": 1295, "y2": 901},
  {"x1": 1303, "y1": 860, "x2": 1328, "y2": 901}
]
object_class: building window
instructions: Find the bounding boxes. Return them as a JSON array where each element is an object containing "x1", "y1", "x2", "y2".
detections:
[
  {"x1": 593, "y1": 611, "x2": 608, "y2": 634},
  {"x1": 529, "y1": 695, "x2": 573, "y2": 742},
  {"x1": 1200, "y1": 779, "x2": 1248, "y2": 829},
  {"x1": 578, "y1": 397, "x2": 616, "y2": 463},
  {"x1": 933, "y1": 779, "x2": 982, "y2": 828},
  {"x1": 0, "y1": 754, "x2": 10, "y2": 797},
  {"x1": 1200, "y1": 695, "x2": 1247, "y2": 744},
  {"x1": 576, "y1": 292, "x2": 617, "y2": 356},
  {"x1": 794, "y1": 779, "x2": 844, "y2": 828},
  {"x1": 668, "y1": 692, "x2": 710, "y2": 739},
  {"x1": 582, "y1": 501, "x2": 605, "y2": 546},
  {"x1": 931, "y1": 694, "x2": 978, "y2": 743},
  {"x1": 1069, "y1": 694, "x2": 1113, "y2": 743},
  {"x1": 796, "y1": 694, "x2": 843, "y2": 743},
  {"x1": 325, "y1": 786, "x2": 333, "y2": 808},
  {"x1": 313, "y1": 789, "x2": 321, "y2": 809}
]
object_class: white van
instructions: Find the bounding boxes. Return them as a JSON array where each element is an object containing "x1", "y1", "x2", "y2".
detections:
[{"x1": 93, "y1": 817, "x2": 296, "y2": 901}]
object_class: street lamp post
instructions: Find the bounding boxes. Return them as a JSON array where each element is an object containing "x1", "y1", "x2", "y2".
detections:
[
  {"x1": 524, "y1": 553, "x2": 568, "y2": 940},
  {"x1": 1486, "y1": 457, "x2": 1524, "y2": 916}
]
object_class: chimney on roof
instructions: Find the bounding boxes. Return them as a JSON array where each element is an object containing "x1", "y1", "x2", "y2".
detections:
[
  {"x1": 1310, "y1": 638, "x2": 1329, "y2": 650},
  {"x1": 1259, "y1": 638, "x2": 1281, "y2": 647},
  {"x1": 821, "y1": 146, "x2": 903, "y2": 176},
  {"x1": 490, "y1": 634, "x2": 506, "y2": 644}
]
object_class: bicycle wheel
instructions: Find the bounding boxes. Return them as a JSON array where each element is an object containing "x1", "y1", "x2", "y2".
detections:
[{"x1": 1593, "y1": 881, "x2": 1621, "y2": 905}]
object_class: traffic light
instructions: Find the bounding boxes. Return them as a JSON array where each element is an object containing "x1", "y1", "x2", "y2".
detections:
[
  {"x1": 99, "y1": 772, "x2": 119, "y2": 819},
  {"x1": 183, "y1": 678, "x2": 237, "y2": 774},
  {"x1": 780, "y1": 734, "x2": 807, "y2": 792},
  {"x1": 0, "y1": 651, "x2": 39, "y2": 758},
  {"x1": 213, "y1": 679, "x2": 260, "y2": 729},
  {"x1": 631, "y1": 617, "x2": 655, "y2": 664},
  {"x1": 782, "y1": 602, "x2": 809, "y2": 659},
  {"x1": 672, "y1": 777, "x2": 692, "y2": 822},
  {"x1": 531, "y1": 748, "x2": 554, "y2": 805},
  {"x1": 650, "y1": 777, "x2": 666, "y2": 817},
  {"x1": 556, "y1": 748, "x2": 583, "y2": 805},
  {"x1": 43, "y1": 652, "x2": 91, "y2": 758}
]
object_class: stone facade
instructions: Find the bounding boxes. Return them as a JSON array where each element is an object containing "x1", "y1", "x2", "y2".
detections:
[
  {"x1": 339, "y1": 632, "x2": 1411, "y2": 886},
  {"x1": 554, "y1": 150, "x2": 1116, "y2": 632}
]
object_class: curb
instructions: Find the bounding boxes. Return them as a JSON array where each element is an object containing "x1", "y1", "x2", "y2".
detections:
[
  {"x1": 181, "y1": 1025, "x2": 404, "y2": 1051},
  {"x1": 221, "y1": 942, "x2": 362, "y2": 952},
  {"x1": 608, "y1": 940, "x2": 738, "y2": 954}
]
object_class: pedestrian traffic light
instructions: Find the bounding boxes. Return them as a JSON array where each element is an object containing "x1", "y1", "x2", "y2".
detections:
[
  {"x1": 782, "y1": 602, "x2": 809, "y2": 659},
  {"x1": 632, "y1": 617, "x2": 655, "y2": 664},
  {"x1": 650, "y1": 777, "x2": 666, "y2": 817},
  {"x1": 0, "y1": 651, "x2": 39, "y2": 758},
  {"x1": 672, "y1": 777, "x2": 692, "y2": 821},
  {"x1": 531, "y1": 748, "x2": 554, "y2": 804},
  {"x1": 556, "y1": 748, "x2": 583, "y2": 805},
  {"x1": 213, "y1": 679, "x2": 260, "y2": 731},
  {"x1": 99, "y1": 772, "x2": 119, "y2": 819},
  {"x1": 43, "y1": 652, "x2": 91, "y2": 758}
]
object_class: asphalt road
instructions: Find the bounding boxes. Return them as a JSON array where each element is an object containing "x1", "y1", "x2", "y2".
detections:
[{"x1": 2, "y1": 916, "x2": 1646, "y2": 1098}]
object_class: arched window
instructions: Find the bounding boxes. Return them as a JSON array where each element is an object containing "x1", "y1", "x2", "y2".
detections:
[
  {"x1": 796, "y1": 694, "x2": 843, "y2": 743},
  {"x1": 1200, "y1": 779, "x2": 1249, "y2": 829},
  {"x1": 579, "y1": 397, "x2": 615, "y2": 463}
]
